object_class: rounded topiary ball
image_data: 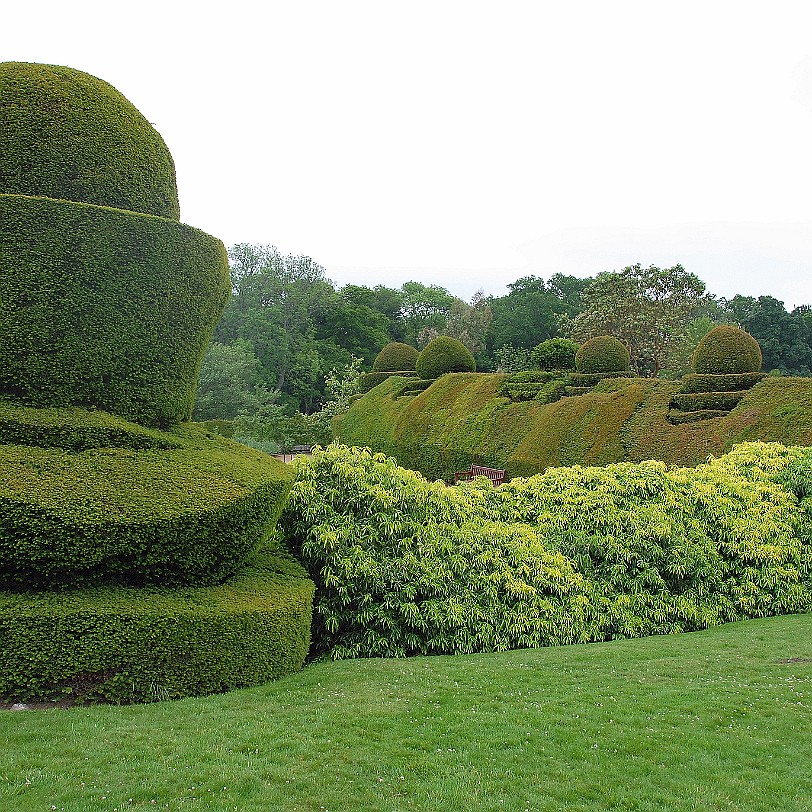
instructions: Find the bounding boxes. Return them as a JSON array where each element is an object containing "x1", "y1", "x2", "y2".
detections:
[
  {"x1": 373, "y1": 341, "x2": 419, "y2": 372},
  {"x1": 531, "y1": 337, "x2": 579, "y2": 371},
  {"x1": 0, "y1": 61, "x2": 180, "y2": 219},
  {"x1": 416, "y1": 336, "x2": 476, "y2": 379},
  {"x1": 575, "y1": 336, "x2": 630, "y2": 374},
  {"x1": 692, "y1": 325, "x2": 762, "y2": 374}
]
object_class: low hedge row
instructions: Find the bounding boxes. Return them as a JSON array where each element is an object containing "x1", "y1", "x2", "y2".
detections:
[
  {"x1": 671, "y1": 391, "x2": 746, "y2": 412},
  {"x1": 0, "y1": 546, "x2": 314, "y2": 704},
  {"x1": 399, "y1": 379, "x2": 435, "y2": 395},
  {"x1": 568, "y1": 371, "x2": 636, "y2": 387},
  {"x1": 0, "y1": 423, "x2": 294, "y2": 587},
  {"x1": 0, "y1": 398, "x2": 182, "y2": 450},
  {"x1": 680, "y1": 372, "x2": 766, "y2": 394},
  {"x1": 359, "y1": 371, "x2": 416, "y2": 393},
  {"x1": 668, "y1": 409, "x2": 731, "y2": 425}
]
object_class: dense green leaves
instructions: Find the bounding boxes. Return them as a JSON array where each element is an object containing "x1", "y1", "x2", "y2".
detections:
[{"x1": 280, "y1": 443, "x2": 812, "y2": 659}]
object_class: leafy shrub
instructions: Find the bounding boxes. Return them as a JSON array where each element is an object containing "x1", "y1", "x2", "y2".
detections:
[
  {"x1": 575, "y1": 336, "x2": 631, "y2": 374},
  {"x1": 0, "y1": 62, "x2": 180, "y2": 219},
  {"x1": 531, "y1": 338, "x2": 579, "y2": 371},
  {"x1": 680, "y1": 372, "x2": 765, "y2": 393},
  {"x1": 0, "y1": 547, "x2": 314, "y2": 704},
  {"x1": 0, "y1": 420, "x2": 294, "y2": 587},
  {"x1": 373, "y1": 342, "x2": 419, "y2": 373},
  {"x1": 693, "y1": 325, "x2": 762, "y2": 374},
  {"x1": 280, "y1": 443, "x2": 812, "y2": 659},
  {"x1": 416, "y1": 336, "x2": 476, "y2": 379},
  {"x1": 671, "y1": 391, "x2": 746, "y2": 412}
]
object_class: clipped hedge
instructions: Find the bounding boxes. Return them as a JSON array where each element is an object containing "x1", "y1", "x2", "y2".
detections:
[
  {"x1": 358, "y1": 370, "x2": 416, "y2": 393},
  {"x1": 280, "y1": 443, "x2": 812, "y2": 659},
  {"x1": 0, "y1": 62, "x2": 180, "y2": 219},
  {"x1": 416, "y1": 336, "x2": 476, "y2": 379},
  {"x1": 0, "y1": 194, "x2": 229, "y2": 427},
  {"x1": 0, "y1": 421, "x2": 294, "y2": 587},
  {"x1": 373, "y1": 342, "x2": 419, "y2": 372},
  {"x1": 399, "y1": 379, "x2": 434, "y2": 395},
  {"x1": 575, "y1": 336, "x2": 631, "y2": 374},
  {"x1": 568, "y1": 371, "x2": 635, "y2": 387},
  {"x1": 668, "y1": 409, "x2": 731, "y2": 425},
  {"x1": 671, "y1": 391, "x2": 746, "y2": 412},
  {"x1": 680, "y1": 372, "x2": 766, "y2": 393},
  {"x1": 693, "y1": 325, "x2": 762, "y2": 374},
  {"x1": 0, "y1": 398, "x2": 182, "y2": 450},
  {"x1": 0, "y1": 547, "x2": 314, "y2": 704},
  {"x1": 500, "y1": 371, "x2": 568, "y2": 403}
]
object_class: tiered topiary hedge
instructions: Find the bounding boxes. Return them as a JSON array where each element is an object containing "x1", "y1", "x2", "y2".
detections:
[
  {"x1": 669, "y1": 326, "x2": 765, "y2": 423},
  {"x1": 0, "y1": 62, "x2": 311, "y2": 704}
]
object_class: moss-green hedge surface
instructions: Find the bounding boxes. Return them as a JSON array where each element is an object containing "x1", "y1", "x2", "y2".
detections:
[
  {"x1": 0, "y1": 194, "x2": 229, "y2": 427},
  {"x1": 334, "y1": 373, "x2": 812, "y2": 481},
  {"x1": 280, "y1": 443, "x2": 812, "y2": 659},
  {"x1": 0, "y1": 546, "x2": 314, "y2": 704},
  {"x1": 0, "y1": 62, "x2": 180, "y2": 219},
  {"x1": 0, "y1": 415, "x2": 295, "y2": 588}
]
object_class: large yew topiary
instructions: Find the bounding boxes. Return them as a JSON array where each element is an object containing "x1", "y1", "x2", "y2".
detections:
[
  {"x1": 692, "y1": 325, "x2": 763, "y2": 374},
  {"x1": 0, "y1": 62, "x2": 179, "y2": 218},
  {"x1": 0, "y1": 63, "x2": 309, "y2": 704},
  {"x1": 416, "y1": 336, "x2": 476, "y2": 379},
  {"x1": 373, "y1": 341, "x2": 419, "y2": 372},
  {"x1": 0, "y1": 62, "x2": 229, "y2": 427},
  {"x1": 575, "y1": 336, "x2": 631, "y2": 374}
]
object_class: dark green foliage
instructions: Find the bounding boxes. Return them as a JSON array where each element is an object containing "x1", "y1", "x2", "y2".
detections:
[
  {"x1": 0, "y1": 418, "x2": 294, "y2": 588},
  {"x1": 0, "y1": 62, "x2": 179, "y2": 219},
  {"x1": 416, "y1": 336, "x2": 476, "y2": 379},
  {"x1": 0, "y1": 194, "x2": 229, "y2": 427},
  {"x1": 681, "y1": 372, "x2": 766, "y2": 393},
  {"x1": 693, "y1": 325, "x2": 762, "y2": 374},
  {"x1": 575, "y1": 336, "x2": 631, "y2": 374},
  {"x1": 0, "y1": 547, "x2": 314, "y2": 704},
  {"x1": 531, "y1": 337, "x2": 579, "y2": 371},
  {"x1": 280, "y1": 444, "x2": 812, "y2": 659},
  {"x1": 671, "y1": 391, "x2": 746, "y2": 412},
  {"x1": 373, "y1": 341, "x2": 419, "y2": 372}
]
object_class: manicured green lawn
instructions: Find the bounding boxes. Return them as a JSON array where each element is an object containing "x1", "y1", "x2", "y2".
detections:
[{"x1": 2, "y1": 613, "x2": 810, "y2": 812}]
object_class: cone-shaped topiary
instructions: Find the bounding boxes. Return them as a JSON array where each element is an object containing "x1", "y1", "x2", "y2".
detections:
[
  {"x1": 575, "y1": 336, "x2": 631, "y2": 374},
  {"x1": 373, "y1": 341, "x2": 419, "y2": 372},
  {"x1": 0, "y1": 62, "x2": 179, "y2": 219},
  {"x1": 416, "y1": 336, "x2": 476, "y2": 379},
  {"x1": 531, "y1": 338, "x2": 579, "y2": 371},
  {"x1": 692, "y1": 325, "x2": 762, "y2": 374}
]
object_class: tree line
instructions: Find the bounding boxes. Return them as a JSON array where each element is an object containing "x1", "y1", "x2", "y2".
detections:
[{"x1": 195, "y1": 243, "x2": 812, "y2": 421}]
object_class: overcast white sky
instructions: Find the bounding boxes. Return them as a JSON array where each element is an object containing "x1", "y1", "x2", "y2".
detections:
[{"x1": 5, "y1": 1, "x2": 812, "y2": 307}]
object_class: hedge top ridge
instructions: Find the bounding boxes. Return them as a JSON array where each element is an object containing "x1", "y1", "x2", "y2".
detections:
[
  {"x1": 692, "y1": 325, "x2": 763, "y2": 374},
  {"x1": 373, "y1": 342, "x2": 419, "y2": 372},
  {"x1": 575, "y1": 335, "x2": 631, "y2": 374},
  {"x1": 416, "y1": 336, "x2": 476, "y2": 379},
  {"x1": 0, "y1": 61, "x2": 180, "y2": 219}
]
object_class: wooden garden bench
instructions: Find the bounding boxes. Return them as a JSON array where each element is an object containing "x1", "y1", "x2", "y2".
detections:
[{"x1": 454, "y1": 464, "x2": 506, "y2": 487}]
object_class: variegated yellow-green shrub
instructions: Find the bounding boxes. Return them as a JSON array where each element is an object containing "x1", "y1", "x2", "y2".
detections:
[{"x1": 280, "y1": 443, "x2": 812, "y2": 660}]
